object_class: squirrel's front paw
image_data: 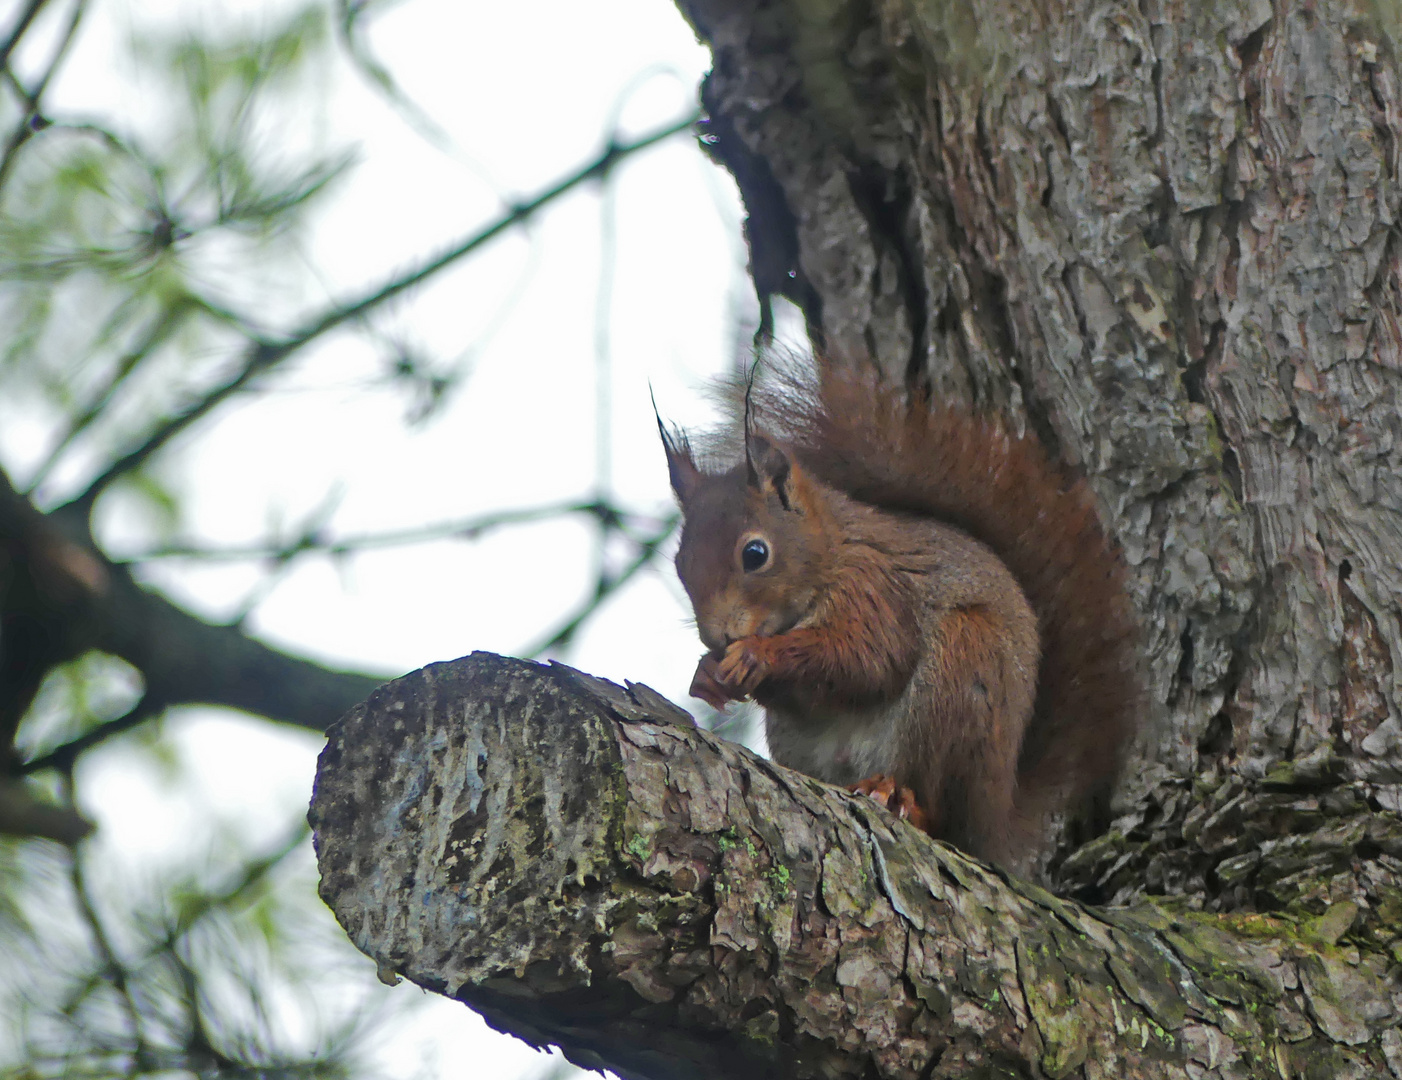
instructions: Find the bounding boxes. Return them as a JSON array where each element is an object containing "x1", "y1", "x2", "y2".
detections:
[{"x1": 716, "y1": 638, "x2": 770, "y2": 698}]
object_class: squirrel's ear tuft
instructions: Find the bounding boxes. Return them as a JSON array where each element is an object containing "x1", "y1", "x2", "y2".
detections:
[
  {"x1": 657, "y1": 419, "x2": 701, "y2": 504},
  {"x1": 746, "y1": 433, "x2": 795, "y2": 512}
]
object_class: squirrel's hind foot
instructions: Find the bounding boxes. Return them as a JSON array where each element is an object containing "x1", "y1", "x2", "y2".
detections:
[{"x1": 849, "y1": 774, "x2": 931, "y2": 833}]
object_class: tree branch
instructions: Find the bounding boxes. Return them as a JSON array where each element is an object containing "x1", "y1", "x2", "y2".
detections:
[
  {"x1": 1, "y1": 465, "x2": 387, "y2": 781},
  {"x1": 524, "y1": 514, "x2": 677, "y2": 657},
  {"x1": 310, "y1": 653, "x2": 1400, "y2": 1080},
  {"x1": 0, "y1": 0, "x2": 50, "y2": 73},
  {"x1": 0, "y1": 778, "x2": 91, "y2": 842},
  {"x1": 58, "y1": 112, "x2": 700, "y2": 516},
  {"x1": 82, "y1": 553, "x2": 388, "y2": 734},
  {"x1": 0, "y1": 0, "x2": 86, "y2": 191},
  {"x1": 18, "y1": 693, "x2": 166, "y2": 775},
  {"x1": 115, "y1": 499, "x2": 663, "y2": 564}
]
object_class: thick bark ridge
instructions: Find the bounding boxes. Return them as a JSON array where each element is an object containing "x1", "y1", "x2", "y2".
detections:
[
  {"x1": 675, "y1": 0, "x2": 1402, "y2": 916},
  {"x1": 310, "y1": 653, "x2": 1402, "y2": 1080}
]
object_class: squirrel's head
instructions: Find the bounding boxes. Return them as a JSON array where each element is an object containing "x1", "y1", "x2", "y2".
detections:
[{"x1": 661, "y1": 424, "x2": 835, "y2": 654}]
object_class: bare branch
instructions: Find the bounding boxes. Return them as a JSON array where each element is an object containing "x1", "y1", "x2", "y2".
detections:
[
  {"x1": 0, "y1": 0, "x2": 50, "y2": 72},
  {"x1": 18, "y1": 694, "x2": 166, "y2": 775},
  {"x1": 313, "y1": 654, "x2": 1402, "y2": 1079},
  {"x1": 525, "y1": 514, "x2": 677, "y2": 657},
  {"x1": 84, "y1": 555, "x2": 389, "y2": 732},
  {"x1": 57, "y1": 112, "x2": 700, "y2": 517},
  {"x1": 1, "y1": 466, "x2": 387, "y2": 766},
  {"x1": 114, "y1": 499, "x2": 663, "y2": 564},
  {"x1": 0, "y1": 0, "x2": 87, "y2": 191}
]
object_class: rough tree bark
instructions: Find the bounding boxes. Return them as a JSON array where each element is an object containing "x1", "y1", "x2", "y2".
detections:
[
  {"x1": 311, "y1": 653, "x2": 1400, "y2": 1078},
  {"x1": 310, "y1": 0, "x2": 1402, "y2": 1075},
  {"x1": 682, "y1": 0, "x2": 1402, "y2": 917}
]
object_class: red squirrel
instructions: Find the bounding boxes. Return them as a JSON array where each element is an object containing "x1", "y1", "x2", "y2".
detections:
[{"x1": 659, "y1": 362, "x2": 1139, "y2": 866}]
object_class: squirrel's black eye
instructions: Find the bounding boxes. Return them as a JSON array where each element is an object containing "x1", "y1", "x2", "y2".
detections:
[{"x1": 741, "y1": 538, "x2": 770, "y2": 572}]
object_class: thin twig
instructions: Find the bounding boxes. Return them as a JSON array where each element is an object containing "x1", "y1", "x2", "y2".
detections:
[
  {"x1": 57, "y1": 111, "x2": 700, "y2": 518},
  {"x1": 334, "y1": 0, "x2": 459, "y2": 158},
  {"x1": 525, "y1": 514, "x2": 678, "y2": 657},
  {"x1": 0, "y1": 0, "x2": 87, "y2": 191},
  {"x1": 20, "y1": 695, "x2": 166, "y2": 774},
  {"x1": 0, "y1": 0, "x2": 49, "y2": 72},
  {"x1": 25, "y1": 302, "x2": 193, "y2": 495},
  {"x1": 113, "y1": 499, "x2": 655, "y2": 564},
  {"x1": 61, "y1": 821, "x2": 309, "y2": 1016},
  {"x1": 68, "y1": 843, "x2": 148, "y2": 1061},
  {"x1": 226, "y1": 554, "x2": 302, "y2": 631}
]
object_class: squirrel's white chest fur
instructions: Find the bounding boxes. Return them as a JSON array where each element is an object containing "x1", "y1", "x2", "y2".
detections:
[{"x1": 763, "y1": 699, "x2": 905, "y2": 787}]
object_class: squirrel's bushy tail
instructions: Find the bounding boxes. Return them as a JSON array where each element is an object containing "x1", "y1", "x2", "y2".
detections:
[{"x1": 753, "y1": 360, "x2": 1141, "y2": 844}]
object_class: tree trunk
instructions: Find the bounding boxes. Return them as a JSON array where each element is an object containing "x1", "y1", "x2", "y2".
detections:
[{"x1": 682, "y1": 0, "x2": 1402, "y2": 912}]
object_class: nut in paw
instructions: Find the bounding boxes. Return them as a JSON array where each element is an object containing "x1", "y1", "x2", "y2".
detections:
[{"x1": 716, "y1": 638, "x2": 770, "y2": 698}]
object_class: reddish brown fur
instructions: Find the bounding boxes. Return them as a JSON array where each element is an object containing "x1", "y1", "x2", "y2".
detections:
[
  {"x1": 721, "y1": 554, "x2": 923, "y2": 705},
  {"x1": 663, "y1": 362, "x2": 1140, "y2": 865},
  {"x1": 788, "y1": 368, "x2": 1138, "y2": 831},
  {"x1": 907, "y1": 605, "x2": 1025, "y2": 856}
]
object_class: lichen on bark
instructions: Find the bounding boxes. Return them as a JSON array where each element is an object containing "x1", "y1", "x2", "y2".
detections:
[{"x1": 311, "y1": 653, "x2": 1402, "y2": 1079}]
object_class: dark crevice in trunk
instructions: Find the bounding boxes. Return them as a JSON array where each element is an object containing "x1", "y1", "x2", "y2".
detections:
[
  {"x1": 846, "y1": 161, "x2": 929, "y2": 383},
  {"x1": 698, "y1": 73, "x2": 822, "y2": 340}
]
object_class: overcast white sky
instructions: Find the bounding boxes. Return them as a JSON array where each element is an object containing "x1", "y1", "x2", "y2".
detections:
[{"x1": 1, "y1": 0, "x2": 774, "y2": 1074}]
